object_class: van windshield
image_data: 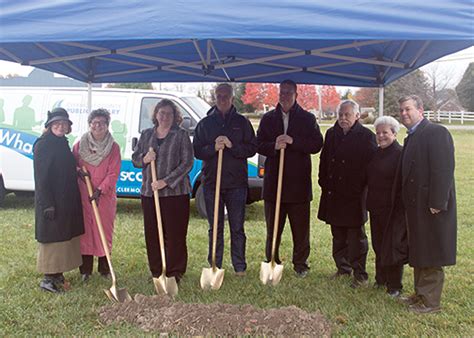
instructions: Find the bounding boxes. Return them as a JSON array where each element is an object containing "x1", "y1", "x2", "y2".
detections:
[{"x1": 181, "y1": 97, "x2": 211, "y2": 119}]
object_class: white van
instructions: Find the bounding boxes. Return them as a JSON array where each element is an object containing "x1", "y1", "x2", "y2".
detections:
[{"x1": 0, "y1": 87, "x2": 263, "y2": 216}]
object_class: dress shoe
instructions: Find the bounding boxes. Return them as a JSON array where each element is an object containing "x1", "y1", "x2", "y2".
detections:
[
  {"x1": 329, "y1": 271, "x2": 351, "y2": 280},
  {"x1": 350, "y1": 278, "x2": 369, "y2": 288},
  {"x1": 81, "y1": 273, "x2": 91, "y2": 282},
  {"x1": 387, "y1": 289, "x2": 401, "y2": 298},
  {"x1": 295, "y1": 270, "x2": 309, "y2": 278},
  {"x1": 235, "y1": 271, "x2": 246, "y2": 277},
  {"x1": 408, "y1": 302, "x2": 441, "y2": 314},
  {"x1": 398, "y1": 294, "x2": 421, "y2": 305},
  {"x1": 39, "y1": 278, "x2": 62, "y2": 293}
]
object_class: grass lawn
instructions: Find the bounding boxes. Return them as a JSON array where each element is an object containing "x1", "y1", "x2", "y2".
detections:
[{"x1": 0, "y1": 129, "x2": 473, "y2": 335}]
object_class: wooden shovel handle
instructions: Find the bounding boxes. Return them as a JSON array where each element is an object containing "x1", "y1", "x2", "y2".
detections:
[
  {"x1": 270, "y1": 148, "x2": 285, "y2": 264},
  {"x1": 211, "y1": 149, "x2": 223, "y2": 270},
  {"x1": 82, "y1": 166, "x2": 117, "y2": 284},
  {"x1": 149, "y1": 148, "x2": 168, "y2": 275}
]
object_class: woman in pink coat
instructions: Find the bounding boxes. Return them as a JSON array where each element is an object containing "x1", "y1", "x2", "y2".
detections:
[{"x1": 73, "y1": 108, "x2": 121, "y2": 281}]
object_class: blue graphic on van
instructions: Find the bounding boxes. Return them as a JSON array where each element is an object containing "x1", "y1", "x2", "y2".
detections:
[{"x1": 0, "y1": 127, "x2": 36, "y2": 159}]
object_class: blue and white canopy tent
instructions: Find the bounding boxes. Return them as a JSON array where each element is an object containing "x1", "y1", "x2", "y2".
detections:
[{"x1": 0, "y1": 0, "x2": 472, "y2": 113}]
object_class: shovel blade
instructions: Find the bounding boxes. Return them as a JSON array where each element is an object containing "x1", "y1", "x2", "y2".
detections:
[
  {"x1": 104, "y1": 286, "x2": 132, "y2": 303},
  {"x1": 200, "y1": 267, "x2": 225, "y2": 290},
  {"x1": 153, "y1": 275, "x2": 178, "y2": 297},
  {"x1": 260, "y1": 261, "x2": 284, "y2": 286}
]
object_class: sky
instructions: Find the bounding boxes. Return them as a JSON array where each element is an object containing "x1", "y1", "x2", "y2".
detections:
[{"x1": 0, "y1": 46, "x2": 472, "y2": 95}]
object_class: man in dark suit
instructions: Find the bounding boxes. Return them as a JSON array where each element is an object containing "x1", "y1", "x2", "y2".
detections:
[
  {"x1": 257, "y1": 79, "x2": 323, "y2": 277},
  {"x1": 318, "y1": 100, "x2": 377, "y2": 288},
  {"x1": 398, "y1": 95, "x2": 457, "y2": 314}
]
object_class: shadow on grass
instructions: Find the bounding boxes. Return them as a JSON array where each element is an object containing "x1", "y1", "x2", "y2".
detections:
[{"x1": 2, "y1": 193, "x2": 35, "y2": 209}]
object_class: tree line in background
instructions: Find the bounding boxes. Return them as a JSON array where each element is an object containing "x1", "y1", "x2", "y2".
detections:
[{"x1": 106, "y1": 62, "x2": 474, "y2": 116}]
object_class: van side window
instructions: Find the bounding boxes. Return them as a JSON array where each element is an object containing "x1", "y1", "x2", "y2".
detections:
[{"x1": 139, "y1": 98, "x2": 194, "y2": 132}]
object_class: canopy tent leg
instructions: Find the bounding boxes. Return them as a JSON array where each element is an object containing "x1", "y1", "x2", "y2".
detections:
[
  {"x1": 87, "y1": 82, "x2": 92, "y2": 113},
  {"x1": 378, "y1": 86, "x2": 384, "y2": 117}
]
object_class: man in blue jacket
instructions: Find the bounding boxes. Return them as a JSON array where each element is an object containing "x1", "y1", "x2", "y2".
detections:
[{"x1": 193, "y1": 83, "x2": 257, "y2": 276}]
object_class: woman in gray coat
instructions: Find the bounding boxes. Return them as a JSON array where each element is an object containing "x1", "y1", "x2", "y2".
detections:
[
  {"x1": 33, "y1": 107, "x2": 84, "y2": 293},
  {"x1": 132, "y1": 99, "x2": 194, "y2": 283}
]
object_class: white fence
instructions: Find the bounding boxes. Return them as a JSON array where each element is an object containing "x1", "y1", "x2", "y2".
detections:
[{"x1": 425, "y1": 111, "x2": 474, "y2": 124}]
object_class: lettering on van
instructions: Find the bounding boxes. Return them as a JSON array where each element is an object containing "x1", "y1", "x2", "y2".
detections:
[
  {"x1": 0, "y1": 127, "x2": 35, "y2": 159},
  {"x1": 120, "y1": 170, "x2": 142, "y2": 183}
]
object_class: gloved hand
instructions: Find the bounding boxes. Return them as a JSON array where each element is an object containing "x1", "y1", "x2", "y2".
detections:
[
  {"x1": 77, "y1": 168, "x2": 90, "y2": 181},
  {"x1": 43, "y1": 207, "x2": 55, "y2": 221},
  {"x1": 89, "y1": 188, "x2": 102, "y2": 204}
]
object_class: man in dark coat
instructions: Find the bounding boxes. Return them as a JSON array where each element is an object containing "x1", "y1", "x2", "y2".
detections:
[
  {"x1": 257, "y1": 79, "x2": 323, "y2": 277},
  {"x1": 318, "y1": 100, "x2": 377, "y2": 287},
  {"x1": 193, "y1": 83, "x2": 257, "y2": 276},
  {"x1": 398, "y1": 95, "x2": 457, "y2": 314}
]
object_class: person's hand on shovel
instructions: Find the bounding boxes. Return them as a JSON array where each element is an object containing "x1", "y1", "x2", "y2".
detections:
[
  {"x1": 77, "y1": 168, "x2": 90, "y2": 182},
  {"x1": 215, "y1": 135, "x2": 232, "y2": 151},
  {"x1": 143, "y1": 148, "x2": 156, "y2": 164},
  {"x1": 89, "y1": 188, "x2": 102, "y2": 204},
  {"x1": 151, "y1": 180, "x2": 167, "y2": 191},
  {"x1": 275, "y1": 134, "x2": 293, "y2": 150}
]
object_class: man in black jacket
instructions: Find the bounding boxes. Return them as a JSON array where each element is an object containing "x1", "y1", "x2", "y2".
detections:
[
  {"x1": 193, "y1": 83, "x2": 257, "y2": 276},
  {"x1": 398, "y1": 95, "x2": 456, "y2": 314},
  {"x1": 318, "y1": 100, "x2": 377, "y2": 287},
  {"x1": 257, "y1": 79, "x2": 323, "y2": 277}
]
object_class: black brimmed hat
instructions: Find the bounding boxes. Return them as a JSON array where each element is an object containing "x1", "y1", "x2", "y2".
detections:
[{"x1": 44, "y1": 107, "x2": 73, "y2": 128}]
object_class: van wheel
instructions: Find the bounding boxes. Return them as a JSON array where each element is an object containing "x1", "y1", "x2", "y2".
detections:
[
  {"x1": 195, "y1": 184, "x2": 207, "y2": 219},
  {"x1": 0, "y1": 176, "x2": 6, "y2": 207}
]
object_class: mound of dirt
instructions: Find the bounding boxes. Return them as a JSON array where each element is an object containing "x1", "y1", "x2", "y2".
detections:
[{"x1": 99, "y1": 294, "x2": 331, "y2": 336}]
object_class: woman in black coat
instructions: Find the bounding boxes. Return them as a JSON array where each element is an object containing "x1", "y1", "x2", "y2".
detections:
[
  {"x1": 367, "y1": 116, "x2": 407, "y2": 297},
  {"x1": 34, "y1": 108, "x2": 84, "y2": 293}
]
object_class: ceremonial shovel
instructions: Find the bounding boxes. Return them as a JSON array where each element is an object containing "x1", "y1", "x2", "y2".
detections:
[
  {"x1": 200, "y1": 149, "x2": 225, "y2": 290},
  {"x1": 260, "y1": 148, "x2": 285, "y2": 286},
  {"x1": 150, "y1": 153, "x2": 179, "y2": 297},
  {"x1": 83, "y1": 167, "x2": 131, "y2": 302}
]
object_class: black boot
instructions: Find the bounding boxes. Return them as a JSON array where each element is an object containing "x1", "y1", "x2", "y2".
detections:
[{"x1": 39, "y1": 276, "x2": 62, "y2": 293}]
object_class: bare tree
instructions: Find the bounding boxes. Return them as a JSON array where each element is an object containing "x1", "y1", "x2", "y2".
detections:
[{"x1": 423, "y1": 64, "x2": 458, "y2": 120}]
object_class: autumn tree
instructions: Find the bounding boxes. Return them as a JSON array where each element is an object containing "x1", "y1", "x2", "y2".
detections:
[
  {"x1": 354, "y1": 87, "x2": 377, "y2": 108},
  {"x1": 296, "y1": 84, "x2": 318, "y2": 111},
  {"x1": 455, "y1": 62, "x2": 474, "y2": 111},
  {"x1": 242, "y1": 83, "x2": 266, "y2": 111},
  {"x1": 321, "y1": 85, "x2": 340, "y2": 112}
]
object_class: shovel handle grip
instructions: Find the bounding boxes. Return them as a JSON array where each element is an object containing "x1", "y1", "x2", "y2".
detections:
[
  {"x1": 211, "y1": 149, "x2": 223, "y2": 269},
  {"x1": 149, "y1": 149, "x2": 168, "y2": 275},
  {"x1": 270, "y1": 148, "x2": 285, "y2": 263},
  {"x1": 82, "y1": 166, "x2": 117, "y2": 284}
]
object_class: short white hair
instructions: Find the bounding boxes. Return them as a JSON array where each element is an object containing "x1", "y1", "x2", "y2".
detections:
[
  {"x1": 215, "y1": 83, "x2": 234, "y2": 97},
  {"x1": 374, "y1": 116, "x2": 400, "y2": 134},
  {"x1": 337, "y1": 99, "x2": 360, "y2": 115}
]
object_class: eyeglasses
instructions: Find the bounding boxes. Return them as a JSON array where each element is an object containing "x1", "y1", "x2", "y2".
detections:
[{"x1": 90, "y1": 120, "x2": 107, "y2": 126}]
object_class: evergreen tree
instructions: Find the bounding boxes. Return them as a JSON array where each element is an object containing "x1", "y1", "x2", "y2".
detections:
[{"x1": 455, "y1": 62, "x2": 474, "y2": 111}]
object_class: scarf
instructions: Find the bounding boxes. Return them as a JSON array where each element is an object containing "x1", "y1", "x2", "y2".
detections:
[{"x1": 78, "y1": 131, "x2": 114, "y2": 166}]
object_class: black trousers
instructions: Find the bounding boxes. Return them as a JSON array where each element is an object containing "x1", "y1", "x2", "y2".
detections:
[
  {"x1": 79, "y1": 255, "x2": 109, "y2": 275},
  {"x1": 264, "y1": 200, "x2": 310, "y2": 273},
  {"x1": 330, "y1": 224, "x2": 368, "y2": 281},
  {"x1": 370, "y1": 212, "x2": 403, "y2": 291},
  {"x1": 141, "y1": 194, "x2": 189, "y2": 280}
]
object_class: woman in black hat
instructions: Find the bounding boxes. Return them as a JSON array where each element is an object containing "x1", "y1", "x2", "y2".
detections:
[{"x1": 33, "y1": 107, "x2": 84, "y2": 293}]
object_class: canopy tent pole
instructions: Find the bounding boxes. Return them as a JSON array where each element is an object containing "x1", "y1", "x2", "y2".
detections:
[
  {"x1": 87, "y1": 82, "x2": 92, "y2": 113},
  {"x1": 318, "y1": 85, "x2": 322, "y2": 121},
  {"x1": 378, "y1": 86, "x2": 384, "y2": 117}
]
